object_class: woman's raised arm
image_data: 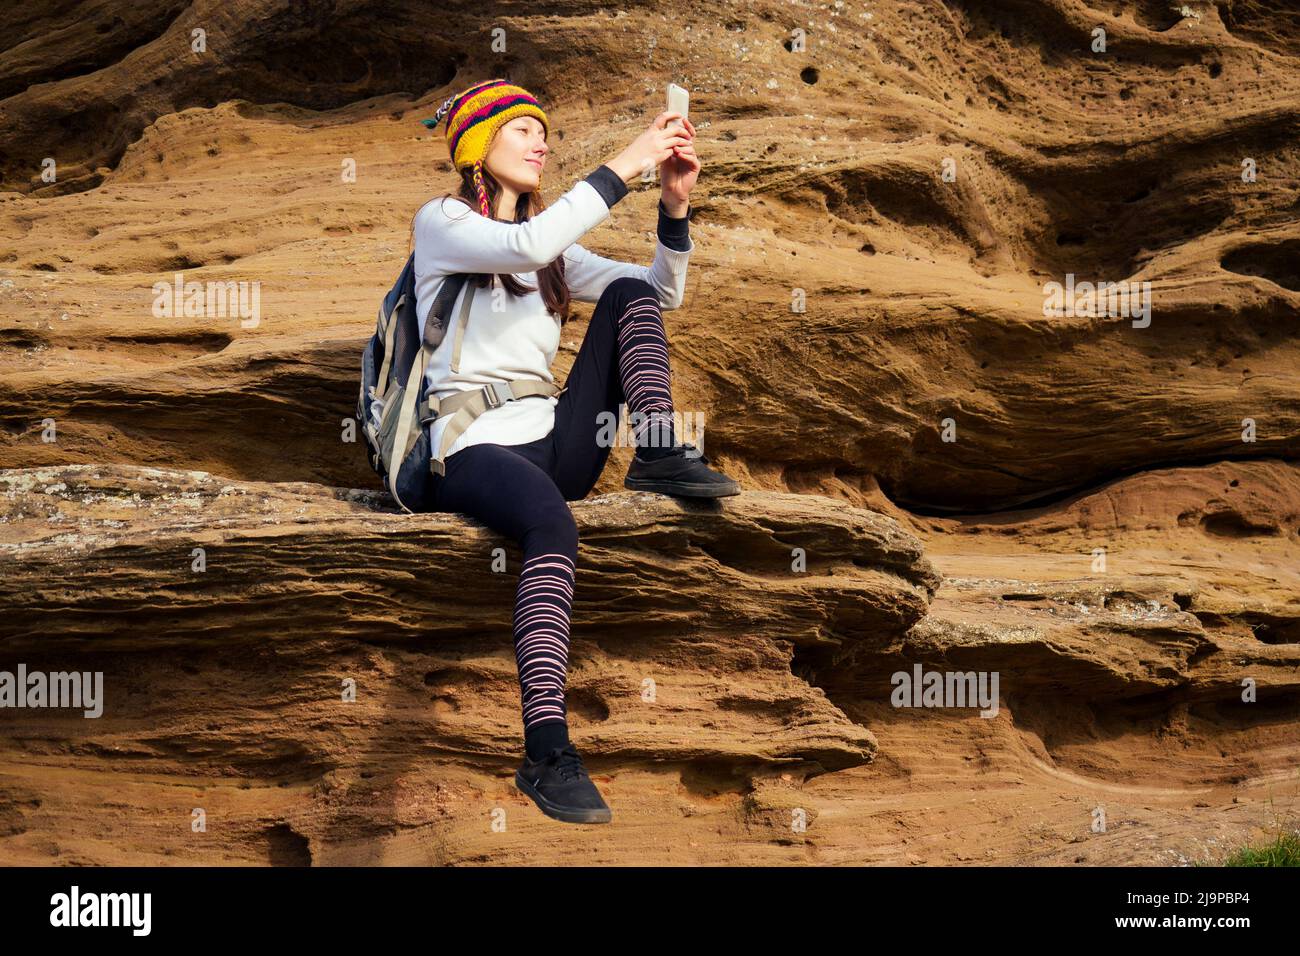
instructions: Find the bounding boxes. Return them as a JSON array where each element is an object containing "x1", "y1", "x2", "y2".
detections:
[
  {"x1": 563, "y1": 200, "x2": 694, "y2": 309},
  {"x1": 415, "y1": 165, "x2": 630, "y2": 277},
  {"x1": 416, "y1": 111, "x2": 690, "y2": 278}
]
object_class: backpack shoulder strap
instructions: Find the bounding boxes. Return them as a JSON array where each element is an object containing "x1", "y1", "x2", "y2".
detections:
[
  {"x1": 423, "y1": 272, "x2": 470, "y2": 349},
  {"x1": 449, "y1": 278, "x2": 477, "y2": 373}
]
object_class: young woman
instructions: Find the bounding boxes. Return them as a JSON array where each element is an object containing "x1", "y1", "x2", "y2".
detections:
[{"x1": 412, "y1": 79, "x2": 739, "y2": 825}]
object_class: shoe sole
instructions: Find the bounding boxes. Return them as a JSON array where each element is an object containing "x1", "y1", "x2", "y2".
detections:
[
  {"x1": 624, "y1": 477, "x2": 741, "y2": 497},
  {"x1": 514, "y1": 771, "x2": 612, "y2": 824}
]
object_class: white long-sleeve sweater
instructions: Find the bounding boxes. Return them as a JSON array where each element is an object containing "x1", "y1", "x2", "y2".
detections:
[{"x1": 411, "y1": 167, "x2": 694, "y2": 463}]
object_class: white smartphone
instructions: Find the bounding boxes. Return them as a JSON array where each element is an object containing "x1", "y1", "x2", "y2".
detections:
[{"x1": 666, "y1": 83, "x2": 689, "y2": 129}]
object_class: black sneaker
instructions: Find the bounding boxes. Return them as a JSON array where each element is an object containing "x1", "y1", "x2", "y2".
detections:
[
  {"x1": 514, "y1": 743, "x2": 612, "y2": 824},
  {"x1": 624, "y1": 442, "x2": 740, "y2": 498}
]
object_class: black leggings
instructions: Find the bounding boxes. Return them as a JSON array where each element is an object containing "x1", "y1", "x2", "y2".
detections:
[{"x1": 425, "y1": 276, "x2": 675, "y2": 740}]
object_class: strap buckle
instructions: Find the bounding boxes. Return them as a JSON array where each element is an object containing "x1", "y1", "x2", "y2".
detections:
[
  {"x1": 417, "y1": 395, "x2": 439, "y2": 426},
  {"x1": 483, "y1": 382, "x2": 511, "y2": 409}
]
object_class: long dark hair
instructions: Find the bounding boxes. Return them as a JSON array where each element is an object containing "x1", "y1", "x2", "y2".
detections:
[{"x1": 413, "y1": 164, "x2": 574, "y2": 325}]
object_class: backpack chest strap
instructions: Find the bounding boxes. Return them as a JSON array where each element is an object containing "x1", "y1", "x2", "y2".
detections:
[{"x1": 424, "y1": 379, "x2": 565, "y2": 476}]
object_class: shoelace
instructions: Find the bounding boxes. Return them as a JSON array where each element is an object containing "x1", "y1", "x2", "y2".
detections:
[
  {"x1": 677, "y1": 442, "x2": 710, "y2": 466},
  {"x1": 548, "y1": 744, "x2": 589, "y2": 782}
]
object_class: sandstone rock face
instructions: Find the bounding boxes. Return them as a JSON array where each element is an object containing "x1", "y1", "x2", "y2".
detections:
[
  {"x1": 1, "y1": 1, "x2": 1297, "y2": 864},
  {"x1": 0, "y1": 465, "x2": 937, "y2": 862}
]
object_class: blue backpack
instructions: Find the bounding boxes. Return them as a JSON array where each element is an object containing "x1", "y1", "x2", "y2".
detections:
[
  {"x1": 356, "y1": 244, "x2": 561, "y2": 512},
  {"x1": 356, "y1": 253, "x2": 469, "y2": 512}
]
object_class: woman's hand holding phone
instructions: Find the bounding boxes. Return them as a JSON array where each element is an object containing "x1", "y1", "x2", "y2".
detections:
[
  {"x1": 659, "y1": 114, "x2": 699, "y2": 213},
  {"x1": 607, "y1": 111, "x2": 692, "y2": 186}
]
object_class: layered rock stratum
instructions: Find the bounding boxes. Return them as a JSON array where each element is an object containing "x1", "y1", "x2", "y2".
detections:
[{"x1": 1, "y1": 0, "x2": 1297, "y2": 864}]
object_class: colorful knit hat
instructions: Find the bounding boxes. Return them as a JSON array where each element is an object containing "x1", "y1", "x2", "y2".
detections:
[{"x1": 421, "y1": 79, "x2": 550, "y2": 219}]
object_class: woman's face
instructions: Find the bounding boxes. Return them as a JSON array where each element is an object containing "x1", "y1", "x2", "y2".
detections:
[{"x1": 485, "y1": 115, "x2": 548, "y2": 197}]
